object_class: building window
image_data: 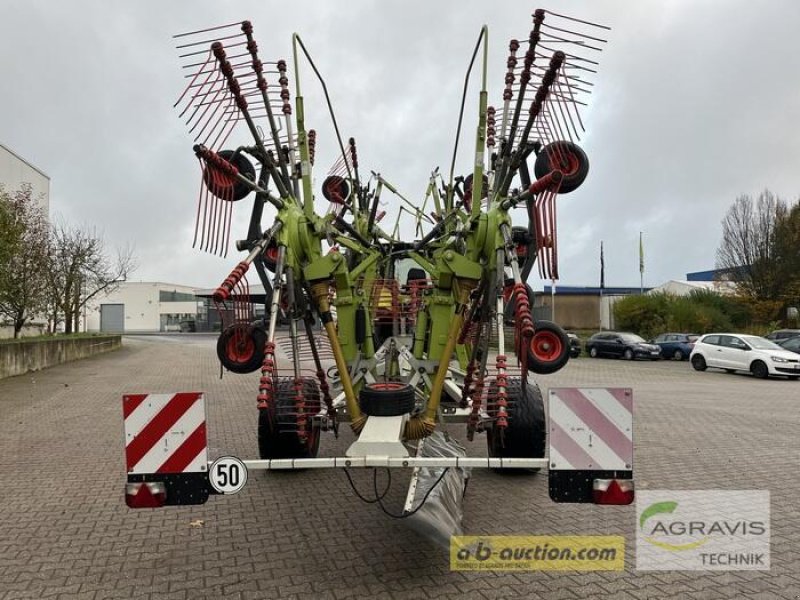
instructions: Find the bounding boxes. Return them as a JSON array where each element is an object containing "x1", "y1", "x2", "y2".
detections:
[{"x1": 160, "y1": 290, "x2": 196, "y2": 302}]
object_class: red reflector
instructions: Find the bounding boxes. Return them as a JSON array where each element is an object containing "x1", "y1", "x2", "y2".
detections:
[
  {"x1": 126, "y1": 482, "x2": 167, "y2": 508},
  {"x1": 592, "y1": 478, "x2": 634, "y2": 505}
]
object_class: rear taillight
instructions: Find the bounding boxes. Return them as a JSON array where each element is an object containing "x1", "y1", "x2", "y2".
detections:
[
  {"x1": 593, "y1": 478, "x2": 634, "y2": 505},
  {"x1": 126, "y1": 482, "x2": 167, "y2": 508}
]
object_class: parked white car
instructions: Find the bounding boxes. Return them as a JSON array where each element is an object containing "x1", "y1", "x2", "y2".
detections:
[{"x1": 690, "y1": 333, "x2": 800, "y2": 380}]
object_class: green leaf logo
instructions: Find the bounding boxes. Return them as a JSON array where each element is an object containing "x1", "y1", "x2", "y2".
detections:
[{"x1": 640, "y1": 500, "x2": 709, "y2": 552}]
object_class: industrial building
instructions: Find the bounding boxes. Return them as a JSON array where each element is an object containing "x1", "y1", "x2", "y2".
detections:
[
  {"x1": 0, "y1": 143, "x2": 49, "y2": 213},
  {"x1": 85, "y1": 282, "x2": 204, "y2": 333}
]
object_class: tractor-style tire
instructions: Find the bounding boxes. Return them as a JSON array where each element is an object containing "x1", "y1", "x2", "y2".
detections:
[
  {"x1": 258, "y1": 377, "x2": 321, "y2": 459},
  {"x1": 524, "y1": 320, "x2": 571, "y2": 375},
  {"x1": 358, "y1": 382, "x2": 416, "y2": 416},
  {"x1": 486, "y1": 377, "x2": 546, "y2": 473},
  {"x1": 358, "y1": 381, "x2": 416, "y2": 417},
  {"x1": 216, "y1": 324, "x2": 266, "y2": 374},
  {"x1": 533, "y1": 141, "x2": 589, "y2": 194},
  {"x1": 203, "y1": 149, "x2": 256, "y2": 201}
]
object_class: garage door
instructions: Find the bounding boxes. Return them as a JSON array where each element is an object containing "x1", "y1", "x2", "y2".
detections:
[{"x1": 100, "y1": 304, "x2": 125, "y2": 332}]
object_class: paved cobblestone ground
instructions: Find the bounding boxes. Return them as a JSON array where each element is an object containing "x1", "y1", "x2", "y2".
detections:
[{"x1": 1, "y1": 334, "x2": 798, "y2": 599}]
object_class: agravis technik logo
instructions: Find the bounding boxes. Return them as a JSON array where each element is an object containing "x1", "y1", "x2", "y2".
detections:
[{"x1": 636, "y1": 491, "x2": 770, "y2": 571}]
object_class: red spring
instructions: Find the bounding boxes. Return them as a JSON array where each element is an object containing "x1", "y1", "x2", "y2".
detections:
[
  {"x1": 462, "y1": 359, "x2": 477, "y2": 407},
  {"x1": 308, "y1": 130, "x2": 316, "y2": 166},
  {"x1": 277, "y1": 60, "x2": 292, "y2": 116},
  {"x1": 513, "y1": 283, "x2": 534, "y2": 339},
  {"x1": 257, "y1": 342, "x2": 277, "y2": 409},
  {"x1": 316, "y1": 369, "x2": 336, "y2": 418},
  {"x1": 214, "y1": 261, "x2": 249, "y2": 302},
  {"x1": 467, "y1": 373, "x2": 485, "y2": 439},
  {"x1": 487, "y1": 106, "x2": 496, "y2": 148},
  {"x1": 294, "y1": 377, "x2": 307, "y2": 442},
  {"x1": 494, "y1": 356, "x2": 509, "y2": 430},
  {"x1": 195, "y1": 145, "x2": 240, "y2": 180}
]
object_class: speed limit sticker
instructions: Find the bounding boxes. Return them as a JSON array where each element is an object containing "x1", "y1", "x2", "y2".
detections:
[{"x1": 209, "y1": 456, "x2": 248, "y2": 494}]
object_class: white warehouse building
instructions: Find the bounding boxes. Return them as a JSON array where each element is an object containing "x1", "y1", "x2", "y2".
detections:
[
  {"x1": 0, "y1": 143, "x2": 50, "y2": 212},
  {"x1": 85, "y1": 282, "x2": 204, "y2": 333}
]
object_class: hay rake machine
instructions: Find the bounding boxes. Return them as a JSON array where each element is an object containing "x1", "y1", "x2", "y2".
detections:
[{"x1": 124, "y1": 9, "x2": 635, "y2": 534}]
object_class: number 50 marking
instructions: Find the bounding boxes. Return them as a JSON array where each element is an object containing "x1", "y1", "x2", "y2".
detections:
[{"x1": 209, "y1": 456, "x2": 248, "y2": 494}]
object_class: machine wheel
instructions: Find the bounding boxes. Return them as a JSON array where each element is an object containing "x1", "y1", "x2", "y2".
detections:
[
  {"x1": 789, "y1": 376, "x2": 799, "y2": 381},
  {"x1": 533, "y1": 141, "x2": 589, "y2": 194},
  {"x1": 673, "y1": 349, "x2": 684, "y2": 361},
  {"x1": 258, "y1": 377, "x2": 321, "y2": 459},
  {"x1": 691, "y1": 354, "x2": 707, "y2": 371},
  {"x1": 589, "y1": 346, "x2": 599, "y2": 358},
  {"x1": 358, "y1": 382, "x2": 416, "y2": 416},
  {"x1": 203, "y1": 149, "x2": 256, "y2": 201},
  {"x1": 750, "y1": 360, "x2": 769, "y2": 379},
  {"x1": 486, "y1": 377, "x2": 546, "y2": 473},
  {"x1": 523, "y1": 321, "x2": 571, "y2": 375},
  {"x1": 216, "y1": 324, "x2": 266, "y2": 374},
  {"x1": 623, "y1": 348, "x2": 634, "y2": 361},
  {"x1": 263, "y1": 243, "x2": 279, "y2": 273}
]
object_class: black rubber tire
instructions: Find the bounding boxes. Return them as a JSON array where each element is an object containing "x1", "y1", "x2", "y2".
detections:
[
  {"x1": 623, "y1": 348, "x2": 634, "y2": 361},
  {"x1": 691, "y1": 354, "x2": 707, "y2": 371},
  {"x1": 486, "y1": 378, "x2": 546, "y2": 473},
  {"x1": 358, "y1": 382, "x2": 416, "y2": 416},
  {"x1": 263, "y1": 243, "x2": 279, "y2": 273},
  {"x1": 524, "y1": 320, "x2": 571, "y2": 375},
  {"x1": 673, "y1": 349, "x2": 684, "y2": 361},
  {"x1": 789, "y1": 376, "x2": 799, "y2": 381},
  {"x1": 750, "y1": 360, "x2": 769, "y2": 379},
  {"x1": 216, "y1": 324, "x2": 266, "y2": 374},
  {"x1": 589, "y1": 346, "x2": 599, "y2": 358},
  {"x1": 258, "y1": 377, "x2": 321, "y2": 459},
  {"x1": 322, "y1": 175, "x2": 352, "y2": 204},
  {"x1": 203, "y1": 149, "x2": 256, "y2": 201},
  {"x1": 533, "y1": 141, "x2": 589, "y2": 194}
]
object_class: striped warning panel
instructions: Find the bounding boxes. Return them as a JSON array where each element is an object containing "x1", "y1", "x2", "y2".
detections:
[
  {"x1": 548, "y1": 388, "x2": 633, "y2": 471},
  {"x1": 123, "y1": 393, "x2": 208, "y2": 475}
]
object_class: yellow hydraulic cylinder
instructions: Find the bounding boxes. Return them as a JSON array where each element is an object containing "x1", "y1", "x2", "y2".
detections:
[{"x1": 310, "y1": 281, "x2": 365, "y2": 432}]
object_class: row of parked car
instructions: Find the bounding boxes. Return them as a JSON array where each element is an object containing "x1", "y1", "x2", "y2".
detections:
[{"x1": 567, "y1": 328, "x2": 800, "y2": 380}]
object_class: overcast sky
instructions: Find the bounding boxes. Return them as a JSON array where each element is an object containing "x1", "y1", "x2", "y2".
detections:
[{"x1": 2, "y1": 0, "x2": 799, "y2": 291}]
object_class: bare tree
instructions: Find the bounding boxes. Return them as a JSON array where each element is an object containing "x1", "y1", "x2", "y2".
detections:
[
  {"x1": 716, "y1": 190, "x2": 787, "y2": 300},
  {"x1": 46, "y1": 221, "x2": 136, "y2": 334},
  {"x1": 0, "y1": 184, "x2": 50, "y2": 337}
]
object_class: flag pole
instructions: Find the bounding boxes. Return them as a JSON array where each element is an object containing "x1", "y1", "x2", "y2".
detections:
[
  {"x1": 639, "y1": 231, "x2": 644, "y2": 294},
  {"x1": 599, "y1": 240, "x2": 604, "y2": 330}
]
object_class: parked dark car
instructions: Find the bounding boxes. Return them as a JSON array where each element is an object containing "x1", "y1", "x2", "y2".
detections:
[
  {"x1": 651, "y1": 332, "x2": 699, "y2": 360},
  {"x1": 777, "y1": 336, "x2": 800, "y2": 355},
  {"x1": 765, "y1": 329, "x2": 800, "y2": 341},
  {"x1": 566, "y1": 332, "x2": 582, "y2": 358},
  {"x1": 586, "y1": 332, "x2": 661, "y2": 360}
]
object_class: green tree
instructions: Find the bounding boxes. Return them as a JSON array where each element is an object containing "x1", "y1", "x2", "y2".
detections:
[{"x1": 0, "y1": 184, "x2": 50, "y2": 337}]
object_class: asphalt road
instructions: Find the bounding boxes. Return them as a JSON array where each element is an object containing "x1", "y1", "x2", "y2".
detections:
[{"x1": 0, "y1": 334, "x2": 798, "y2": 599}]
